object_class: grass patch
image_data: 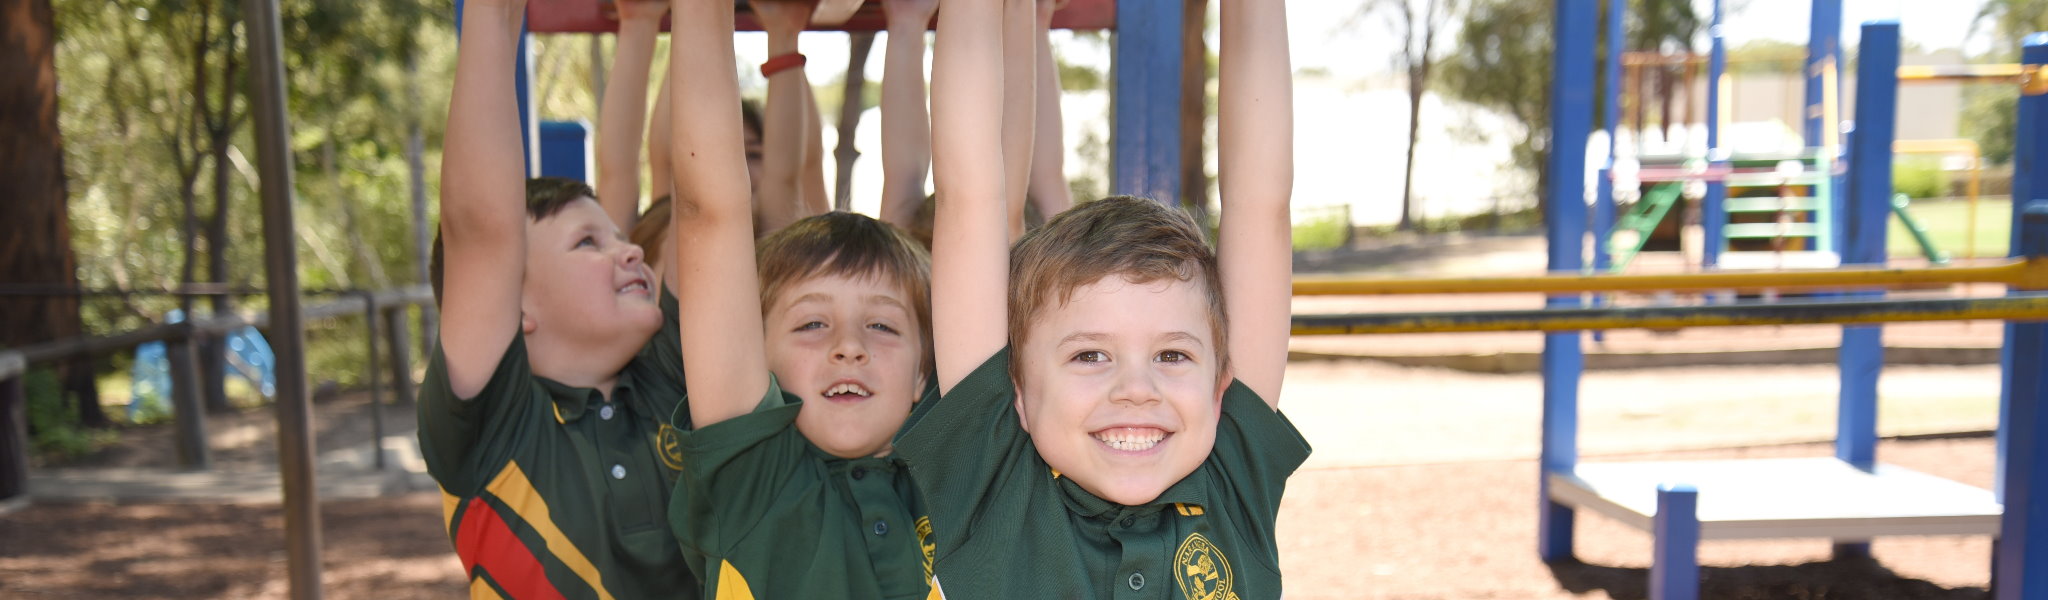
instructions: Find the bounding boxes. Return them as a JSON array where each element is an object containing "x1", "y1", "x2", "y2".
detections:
[{"x1": 1888, "y1": 197, "x2": 2010, "y2": 260}]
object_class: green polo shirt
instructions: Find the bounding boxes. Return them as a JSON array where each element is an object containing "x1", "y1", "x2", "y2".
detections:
[
  {"x1": 896, "y1": 348, "x2": 1311, "y2": 599},
  {"x1": 418, "y1": 290, "x2": 697, "y2": 599},
  {"x1": 667, "y1": 376, "x2": 937, "y2": 599}
]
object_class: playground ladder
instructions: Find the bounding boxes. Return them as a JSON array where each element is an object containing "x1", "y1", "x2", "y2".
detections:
[{"x1": 1715, "y1": 151, "x2": 1842, "y2": 270}]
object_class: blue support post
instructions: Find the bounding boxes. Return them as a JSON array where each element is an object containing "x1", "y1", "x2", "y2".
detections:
[
  {"x1": 1651, "y1": 484, "x2": 1701, "y2": 600},
  {"x1": 1111, "y1": 0, "x2": 1182, "y2": 205},
  {"x1": 1538, "y1": 0, "x2": 1596, "y2": 564},
  {"x1": 1834, "y1": 20, "x2": 1898, "y2": 561},
  {"x1": 455, "y1": 0, "x2": 539, "y2": 177},
  {"x1": 1994, "y1": 32, "x2": 2048, "y2": 600},
  {"x1": 1594, "y1": 0, "x2": 1624, "y2": 277},
  {"x1": 539, "y1": 120, "x2": 592, "y2": 182},
  {"x1": 1702, "y1": 0, "x2": 1728, "y2": 269},
  {"x1": 1805, "y1": 0, "x2": 1842, "y2": 146}
]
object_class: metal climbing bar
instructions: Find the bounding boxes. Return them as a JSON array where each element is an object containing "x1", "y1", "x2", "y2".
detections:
[
  {"x1": 1292, "y1": 258, "x2": 2048, "y2": 297},
  {"x1": 1290, "y1": 294, "x2": 2048, "y2": 336}
]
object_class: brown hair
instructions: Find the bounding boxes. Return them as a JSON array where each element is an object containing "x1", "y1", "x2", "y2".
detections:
[
  {"x1": 430, "y1": 177, "x2": 598, "y2": 305},
  {"x1": 1007, "y1": 196, "x2": 1228, "y2": 383},
  {"x1": 756, "y1": 211, "x2": 934, "y2": 375},
  {"x1": 631, "y1": 195, "x2": 674, "y2": 268}
]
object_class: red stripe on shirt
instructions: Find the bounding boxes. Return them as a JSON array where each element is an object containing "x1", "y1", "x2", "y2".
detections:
[{"x1": 456, "y1": 496, "x2": 569, "y2": 600}]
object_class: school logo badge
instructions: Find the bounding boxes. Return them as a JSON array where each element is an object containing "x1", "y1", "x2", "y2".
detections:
[
  {"x1": 1174, "y1": 532, "x2": 1236, "y2": 600},
  {"x1": 915, "y1": 516, "x2": 936, "y2": 580},
  {"x1": 657, "y1": 423, "x2": 685, "y2": 471}
]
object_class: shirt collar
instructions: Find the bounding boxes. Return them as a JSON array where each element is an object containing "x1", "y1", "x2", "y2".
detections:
[
  {"x1": 1050, "y1": 463, "x2": 1209, "y2": 520},
  {"x1": 535, "y1": 369, "x2": 639, "y2": 424}
]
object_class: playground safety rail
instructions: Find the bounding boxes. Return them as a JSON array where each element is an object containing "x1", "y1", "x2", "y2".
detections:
[
  {"x1": 1293, "y1": 257, "x2": 2048, "y2": 297},
  {"x1": 0, "y1": 285, "x2": 432, "y2": 501}
]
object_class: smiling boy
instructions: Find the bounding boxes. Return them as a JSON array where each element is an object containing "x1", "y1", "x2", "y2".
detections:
[
  {"x1": 418, "y1": 0, "x2": 695, "y2": 597},
  {"x1": 662, "y1": 0, "x2": 938, "y2": 597},
  {"x1": 896, "y1": 0, "x2": 1306, "y2": 596}
]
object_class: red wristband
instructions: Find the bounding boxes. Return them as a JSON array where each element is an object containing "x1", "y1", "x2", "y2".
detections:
[{"x1": 760, "y1": 53, "x2": 807, "y2": 77}]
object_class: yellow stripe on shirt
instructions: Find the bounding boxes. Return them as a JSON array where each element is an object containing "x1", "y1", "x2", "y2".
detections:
[
  {"x1": 715, "y1": 559, "x2": 757, "y2": 600},
  {"x1": 483, "y1": 462, "x2": 617, "y2": 600}
]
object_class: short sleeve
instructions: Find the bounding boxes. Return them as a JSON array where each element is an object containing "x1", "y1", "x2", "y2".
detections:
[
  {"x1": 416, "y1": 336, "x2": 537, "y2": 495},
  {"x1": 667, "y1": 376, "x2": 810, "y2": 557},
  {"x1": 894, "y1": 348, "x2": 1033, "y2": 563},
  {"x1": 1206, "y1": 379, "x2": 1312, "y2": 563}
]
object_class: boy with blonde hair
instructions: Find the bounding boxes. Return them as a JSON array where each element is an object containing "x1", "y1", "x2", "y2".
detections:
[{"x1": 896, "y1": 0, "x2": 1306, "y2": 596}]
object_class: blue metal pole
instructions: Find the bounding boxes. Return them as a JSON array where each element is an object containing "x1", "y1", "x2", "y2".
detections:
[
  {"x1": 1805, "y1": 0, "x2": 1842, "y2": 146},
  {"x1": 1111, "y1": 0, "x2": 1183, "y2": 205},
  {"x1": 1702, "y1": 0, "x2": 1727, "y2": 269},
  {"x1": 1833, "y1": 20, "x2": 1899, "y2": 561},
  {"x1": 454, "y1": 0, "x2": 537, "y2": 177},
  {"x1": 1994, "y1": 32, "x2": 2048, "y2": 600},
  {"x1": 1838, "y1": 20, "x2": 1898, "y2": 467},
  {"x1": 1539, "y1": 0, "x2": 1595, "y2": 564},
  {"x1": 1594, "y1": 0, "x2": 1624, "y2": 276},
  {"x1": 1651, "y1": 484, "x2": 1701, "y2": 600}
]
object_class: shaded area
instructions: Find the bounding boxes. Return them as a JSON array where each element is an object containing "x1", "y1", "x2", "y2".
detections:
[{"x1": 1548, "y1": 557, "x2": 1987, "y2": 600}]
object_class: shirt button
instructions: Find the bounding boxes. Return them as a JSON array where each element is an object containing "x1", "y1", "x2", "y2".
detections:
[
  {"x1": 873, "y1": 520, "x2": 889, "y2": 536},
  {"x1": 1119, "y1": 516, "x2": 1135, "y2": 528},
  {"x1": 851, "y1": 468, "x2": 866, "y2": 480},
  {"x1": 611, "y1": 464, "x2": 626, "y2": 479},
  {"x1": 600, "y1": 404, "x2": 615, "y2": 420},
  {"x1": 1128, "y1": 572, "x2": 1145, "y2": 590}
]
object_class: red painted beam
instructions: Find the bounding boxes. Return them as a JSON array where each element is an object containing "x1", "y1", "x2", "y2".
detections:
[{"x1": 526, "y1": 0, "x2": 1116, "y2": 34}]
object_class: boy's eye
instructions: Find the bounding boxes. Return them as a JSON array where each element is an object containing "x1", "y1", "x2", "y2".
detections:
[
  {"x1": 1156, "y1": 350, "x2": 1191, "y2": 363},
  {"x1": 1071, "y1": 350, "x2": 1107, "y2": 364},
  {"x1": 867, "y1": 322, "x2": 899, "y2": 335},
  {"x1": 795, "y1": 320, "x2": 826, "y2": 331},
  {"x1": 575, "y1": 236, "x2": 598, "y2": 249}
]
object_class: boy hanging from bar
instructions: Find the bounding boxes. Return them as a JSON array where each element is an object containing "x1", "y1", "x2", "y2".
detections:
[
  {"x1": 894, "y1": 0, "x2": 1311, "y2": 596},
  {"x1": 419, "y1": 0, "x2": 698, "y2": 597}
]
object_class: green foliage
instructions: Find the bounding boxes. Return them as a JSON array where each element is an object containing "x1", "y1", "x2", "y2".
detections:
[
  {"x1": 1726, "y1": 40, "x2": 1807, "y2": 75},
  {"x1": 1292, "y1": 209, "x2": 1352, "y2": 252},
  {"x1": 1893, "y1": 158, "x2": 1953, "y2": 200},
  {"x1": 1437, "y1": 0, "x2": 1552, "y2": 200},
  {"x1": 1963, "y1": 0, "x2": 2048, "y2": 165},
  {"x1": 25, "y1": 368, "x2": 114, "y2": 460}
]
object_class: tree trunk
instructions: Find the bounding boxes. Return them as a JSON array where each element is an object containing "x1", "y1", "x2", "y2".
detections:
[
  {"x1": 1179, "y1": 0, "x2": 1209, "y2": 222},
  {"x1": 1399, "y1": 77, "x2": 1423, "y2": 231},
  {"x1": 0, "y1": 0, "x2": 103, "y2": 427},
  {"x1": 201, "y1": 40, "x2": 240, "y2": 414}
]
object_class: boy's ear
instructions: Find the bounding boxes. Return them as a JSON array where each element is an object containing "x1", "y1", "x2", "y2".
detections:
[
  {"x1": 1012, "y1": 384, "x2": 1032, "y2": 433},
  {"x1": 1212, "y1": 365, "x2": 1232, "y2": 410},
  {"x1": 521, "y1": 311, "x2": 538, "y2": 336}
]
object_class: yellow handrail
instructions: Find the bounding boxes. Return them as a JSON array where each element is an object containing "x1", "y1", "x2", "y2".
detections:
[{"x1": 1292, "y1": 258, "x2": 2048, "y2": 297}]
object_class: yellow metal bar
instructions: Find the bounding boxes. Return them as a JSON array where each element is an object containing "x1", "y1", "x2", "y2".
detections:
[
  {"x1": 1292, "y1": 296, "x2": 2048, "y2": 336},
  {"x1": 1897, "y1": 63, "x2": 2028, "y2": 83},
  {"x1": 1292, "y1": 258, "x2": 2048, "y2": 296}
]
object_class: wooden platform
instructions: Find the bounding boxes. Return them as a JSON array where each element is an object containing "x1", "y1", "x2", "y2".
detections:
[{"x1": 1547, "y1": 458, "x2": 2002, "y2": 540}]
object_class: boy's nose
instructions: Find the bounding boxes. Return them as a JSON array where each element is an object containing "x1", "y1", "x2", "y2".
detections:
[
  {"x1": 618, "y1": 242, "x2": 646, "y2": 266},
  {"x1": 831, "y1": 333, "x2": 869, "y2": 364},
  {"x1": 1108, "y1": 367, "x2": 1162, "y2": 406}
]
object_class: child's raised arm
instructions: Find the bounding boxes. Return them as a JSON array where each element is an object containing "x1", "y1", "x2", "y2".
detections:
[
  {"x1": 439, "y1": 0, "x2": 533, "y2": 399},
  {"x1": 1217, "y1": 0, "x2": 1293, "y2": 406},
  {"x1": 648, "y1": 63, "x2": 676, "y2": 203},
  {"x1": 930, "y1": 0, "x2": 1015, "y2": 391},
  {"x1": 751, "y1": 0, "x2": 817, "y2": 232},
  {"x1": 597, "y1": 0, "x2": 670, "y2": 229},
  {"x1": 1026, "y1": 0, "x2": 1072, "y2": 220},
  {"x1": 1000, "y1": 0, "x2": 1036, "y2": 240},
  {"x1": 879, "y1": 0, "x2": 936, "y2": 229},
  {"x1": 671, "y1": 0, "x2": 769, "y2": 428}
]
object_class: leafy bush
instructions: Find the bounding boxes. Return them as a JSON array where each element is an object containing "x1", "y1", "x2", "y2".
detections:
[
  {"x1": 24, "y1": 368, "x2": 114, "y2": 459},
  {"x1": 1293, "y1": 209, "x2": 1352, "y2": 252},
  {"x1": 1894, "y1": 158, "x2": 1952, "y2": 200}
]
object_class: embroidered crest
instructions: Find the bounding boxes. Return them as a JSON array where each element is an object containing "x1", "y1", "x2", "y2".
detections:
[
  {"x1": 657, "y1": 423, "x2": 685, "y2": 471},
  {"x1": 1174, "y1": 532, "x2": 1236, "y2": 600},
  {"x1": 915, "y1": 516, "x2": 936, "y2": 580}
]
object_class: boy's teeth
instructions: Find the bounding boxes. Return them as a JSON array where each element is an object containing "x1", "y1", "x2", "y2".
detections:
[
  {"x1": 825, "y1": 383, "x2": 871, "y2": 397},
  {"x1": 1092, "y1": 428, "x2": 1165, "y2": 452}
]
